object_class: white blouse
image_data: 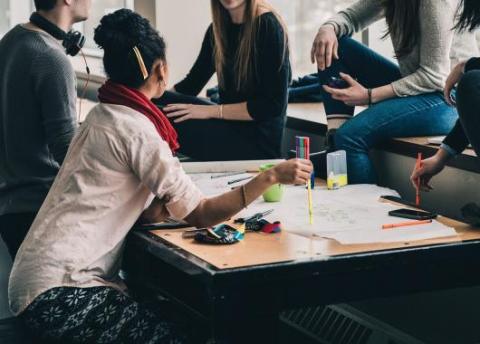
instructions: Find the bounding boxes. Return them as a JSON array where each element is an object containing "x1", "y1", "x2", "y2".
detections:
[{"x1": 9, "y1": 103, "x2": 204, "y2": 315}]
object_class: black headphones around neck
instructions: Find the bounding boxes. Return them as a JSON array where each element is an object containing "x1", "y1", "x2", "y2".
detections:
[{"x1": 29, "y1": 12, "x2": 85, "y2": 56}]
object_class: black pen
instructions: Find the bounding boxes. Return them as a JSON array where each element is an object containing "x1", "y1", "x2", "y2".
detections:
[
  {"x1": 227, "y1": 176, "x2": 253, "y2": 185},
  {"x1": 211, "y1": 172, "x2": 245, "y2": 179}
]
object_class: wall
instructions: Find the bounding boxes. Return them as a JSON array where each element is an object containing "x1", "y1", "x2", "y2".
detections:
[
  {"x1": 368, "y1": 19, "x2": 395, "y2": 61},
  {"x1": 135, "y1": 0, "x2": 155, "y2": 25},
  {"x1": 155, "y1": 0, "x2": 214, "y2": 93}
]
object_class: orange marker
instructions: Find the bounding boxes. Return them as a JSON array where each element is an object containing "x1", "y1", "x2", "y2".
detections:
[
  {"x1": 415, "y1": 153, "x2": 422, "y2": 206},
  {"x1": 382, "y1": 219, "x2": 432, "y2": 230}
]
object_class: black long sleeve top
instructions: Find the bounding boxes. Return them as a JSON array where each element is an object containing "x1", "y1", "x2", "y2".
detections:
[
  {"x1": 175, "y1": 13, "x2": 291, "y2": 158},
  {"x1": 442, "y1": 57, "x2": 480, "y2": 154}
]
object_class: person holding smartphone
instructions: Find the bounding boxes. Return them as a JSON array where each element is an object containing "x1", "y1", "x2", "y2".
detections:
[
  {"x1": 311, "y1": 0, "x2": 477, "y2": 184},
  {"x1": 411, "y1": 0, "x2": 480, "y2": 190}
]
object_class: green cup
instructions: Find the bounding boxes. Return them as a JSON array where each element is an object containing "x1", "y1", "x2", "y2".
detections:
[{"x1": 259, "y1": 163, "x2": 284, "y2": 202}]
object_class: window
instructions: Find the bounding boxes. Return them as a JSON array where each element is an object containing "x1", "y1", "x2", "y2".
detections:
[
  {"x1": 271, "y1": 0, "x2": 357, "y2": 77},
  {"x1": 0, "y1": 2, "x2": 10, "y2": 36},
  {"x1": 81, "y1": 0, "x2": 134, "y2": 53},
  {"x1": 1, "y1": 1, "x2": 35, "y2": 37}
]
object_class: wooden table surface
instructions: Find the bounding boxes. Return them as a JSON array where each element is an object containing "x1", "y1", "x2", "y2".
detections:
[{"x1": 124, "y1": 196, "x2": 480, "y2": 343}]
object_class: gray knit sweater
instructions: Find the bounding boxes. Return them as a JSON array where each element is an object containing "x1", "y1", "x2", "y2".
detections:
[
  {"x1": 0, "y1": 25, "x2": 77, "y2": 216},
  {"x1": 324, "y1": 0, "x2": 479, "y2": 97}
]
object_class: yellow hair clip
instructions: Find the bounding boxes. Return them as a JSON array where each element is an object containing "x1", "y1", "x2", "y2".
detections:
[{"x1": 132, "y1": 46, "x2": 148, "y2": 80}]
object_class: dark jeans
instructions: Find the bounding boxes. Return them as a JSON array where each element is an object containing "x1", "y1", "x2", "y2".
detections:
[
  {"x1": 208, "y1": 74, "x2": 323, "y2": 104},
  {"x1": 0, "y1": 212, "x2": 36, "y2": 259},
  {"x1": 318, "y1": 37, "x2": 457, "y2": 183},
  {"x1": 154, "y1": 91, "x2": 274, "y2": 161},
  {"x1": 456, "y1": 70, "x2": 480, "y2": 155}
]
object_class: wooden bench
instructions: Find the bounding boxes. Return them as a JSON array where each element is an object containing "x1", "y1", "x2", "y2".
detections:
[
  {"x1": 78, "y1": 100, "x2": 479, "y2": 174},
  {"x1": 286, "y1": 102, "x2": 479, "y2": 174},
  {"x1": 381, "y1": 137, "x2": 479, "y2": 174}
]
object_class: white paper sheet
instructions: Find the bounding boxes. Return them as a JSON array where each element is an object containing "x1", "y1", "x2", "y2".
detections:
[
  {"x1": 182, "y1": 160, "x2": 285, "y2": 173},
  {"x1": 272, "y1": 185, "x2": 457, "y2": 243},
  {"x1": 323, "y1": 223, "x2": 457, "y2": 245},
  {"x1": 187, "y1": 173, "x2": 458, "y2": 244},
  {"x1": 189, "y1": 173, "x2": 254, "y2": 197}
]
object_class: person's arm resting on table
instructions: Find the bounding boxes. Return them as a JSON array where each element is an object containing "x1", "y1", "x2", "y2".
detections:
[
  {"x1": 409, "y1": 55, "x2": 480, "y2": 191},
  {"x1": 141, "y1": 159, "x2": 312, "y2": 228},
  {"x1": 129, "y1": 129, "x2": 312, "y2": 228}
]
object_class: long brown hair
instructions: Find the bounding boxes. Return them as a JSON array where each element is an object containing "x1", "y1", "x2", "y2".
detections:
[
  {"x1": 382, "y1": 0, "x2": 421, "y2": 58},
  {"x1": 210, "y1": 0, "x2": 288, "y2": 91}
]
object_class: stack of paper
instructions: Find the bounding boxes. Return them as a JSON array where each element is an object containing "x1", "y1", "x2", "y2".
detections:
[
  {"x1": 184, "y1": 162, "x2": 458, "y2": 245},
  {"x1": 273, "y1": 185, "x2": 457, "y2": 244}
]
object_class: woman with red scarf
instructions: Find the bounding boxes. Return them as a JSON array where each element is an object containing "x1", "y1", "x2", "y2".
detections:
[{"x1": 8, "y1": 9, "x2": 312, "y2": 344}]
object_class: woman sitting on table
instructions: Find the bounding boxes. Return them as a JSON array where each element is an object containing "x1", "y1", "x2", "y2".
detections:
[
  {"x1": 412, "y1": 0, "x2": 480, "y2": 190},
  {"x1": 311, "y1": 0, "x2": 477, "y2": 184},
  {"x1": 158, "y1": 0, "x2": 291, "y2": 161},
  {"x1": 8, "y1": 9, "x2": 312, "y2": 344}
]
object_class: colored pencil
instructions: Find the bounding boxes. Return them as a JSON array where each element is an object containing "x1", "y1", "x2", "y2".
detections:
[
  {"x1": 305, "y1": 138, "x2": 313, "y2": 224},
  {"x1": 227, "y1": 176, "x2": 253, "y2": 185},
  {"x1": 415, "y1": 153, "x2": 422, "y2": 206},
  {"x1": 296, "y1": 136, "x2": 313, "y2": 225},
  {"x1": 382, "y1": 219, "x2": 432, "y2": 230},
  {"x1": 307, "y1": 180, "x2": 313, "y2": 225},
  {"x1": 211, "y1": 172, "x2": 245, "y2": 179}
]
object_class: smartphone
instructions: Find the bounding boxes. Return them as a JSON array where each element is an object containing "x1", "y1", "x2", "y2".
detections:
[
  {"x1": 388, "y1": 208, "x2": 437, "y2": 220},
  {"x1": 327, "y1": 76, "x2": 349, "y2": 89},
  {"x1": 449, "y1": 89, "x2": 457, "y2": 105}
]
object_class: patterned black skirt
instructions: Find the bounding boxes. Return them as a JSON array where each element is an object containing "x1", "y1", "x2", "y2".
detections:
[{"x1": 21, "y1": 286, "x2": 191, "y2": 343}]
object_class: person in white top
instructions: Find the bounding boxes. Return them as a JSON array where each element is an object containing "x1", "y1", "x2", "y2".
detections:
[{"x1": 8, "y1": 9, "x2": 313, "y2": 344}]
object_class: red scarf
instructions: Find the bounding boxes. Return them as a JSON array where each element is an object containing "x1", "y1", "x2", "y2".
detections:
[{"x1": 98, "y1": 80, "x2": 179, "y2": 153}]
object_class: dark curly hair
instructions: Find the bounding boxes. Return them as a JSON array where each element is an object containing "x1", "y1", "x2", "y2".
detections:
[{"x1": 94, "y1": 9, "x2": 167, "y2": 88}]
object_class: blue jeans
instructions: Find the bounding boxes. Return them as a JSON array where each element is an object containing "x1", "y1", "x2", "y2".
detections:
[{"x1": 318, "y1": 37, "x2": 458, "y2": 184}]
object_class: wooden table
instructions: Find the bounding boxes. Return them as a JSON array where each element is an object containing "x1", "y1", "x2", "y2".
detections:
[{"x1": 123, "y1": 198, "x2": 480, "y2": 343}]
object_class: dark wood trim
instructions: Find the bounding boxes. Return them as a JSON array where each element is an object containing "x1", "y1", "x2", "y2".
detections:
[
  {"x1": 286, "y1": 116, "x2": 327, "y2": 135},
  {"x1": 285, "y1": 116, "x2": 479, "y2": 174}
]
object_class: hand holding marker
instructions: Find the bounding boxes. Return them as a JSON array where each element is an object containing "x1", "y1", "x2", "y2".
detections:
[{"x1": 415, "y1": 153, "x2": 422, "y2": 206}]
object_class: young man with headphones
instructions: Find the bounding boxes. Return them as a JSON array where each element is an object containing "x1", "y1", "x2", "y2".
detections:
[{"x1": 0, "y1": 0, "x2": 91, "y2": 259}]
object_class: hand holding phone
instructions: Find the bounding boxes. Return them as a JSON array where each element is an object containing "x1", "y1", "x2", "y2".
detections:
[{"x1": 327, "y1": 76, "x2": 349, "y2": 89}]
